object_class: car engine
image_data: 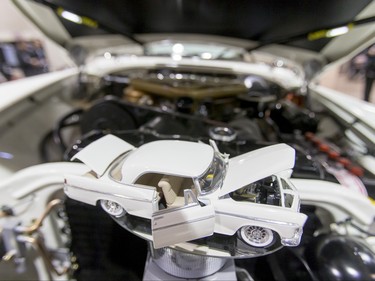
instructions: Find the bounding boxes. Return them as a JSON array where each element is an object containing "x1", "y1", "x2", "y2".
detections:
[
  {"x1": 49, "y1": 66, "x2": 373, "y2": 189},
  {"x1": 4, "y1": 64, "x2": 375, "y2": 281}
]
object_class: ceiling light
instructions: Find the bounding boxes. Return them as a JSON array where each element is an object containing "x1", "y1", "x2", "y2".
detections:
[
  {"x1": 57, "y1": 7, "x2": 98, "y2": 28},
  {"x1": 172, "y1": 43, "x2": 184, "y2": 54},
  {"x1": 104, "y1": 52, "x2": 112, "y2": 59},
  {"x1": 308, "y1": 24, "x2": 353, "y2": 41},
  {"x1": 201, "y1": 52, "x2": 212, "y2": 59},
  {"x1": 326, "y1": 26, "x2": 350, "y2": 37},
  {"x1": 60, "y1": 10, "x2": 82, "y2": 24}
]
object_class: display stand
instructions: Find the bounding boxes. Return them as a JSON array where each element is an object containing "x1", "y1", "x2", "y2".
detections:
[{"x1": 143, "y1": 245, "x2": 236, "y2": 280}]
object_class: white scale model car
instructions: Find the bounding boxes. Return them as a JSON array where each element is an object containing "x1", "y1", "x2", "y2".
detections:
[{"x1": 64, "y1": 134, "x2": 307, "y2": 249}]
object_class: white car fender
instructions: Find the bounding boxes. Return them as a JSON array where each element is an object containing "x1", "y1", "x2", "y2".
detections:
[{"x1": 291, "y1": 178, "x2": 375, "y2": 226}]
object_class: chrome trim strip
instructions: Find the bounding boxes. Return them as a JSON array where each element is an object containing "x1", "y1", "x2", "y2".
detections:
[
  {"x1": 153, "y1": 215, "x2": 215, "y2": 231},
  {"x1": 281, "y1": 227, "x2": 303, "y2": 246},
  {"x1": 66, "y1": 184, "x2": 152, "y2": 203},
  {"x1": 215, "y1": 210, "x2": 299, "y2": 227}
]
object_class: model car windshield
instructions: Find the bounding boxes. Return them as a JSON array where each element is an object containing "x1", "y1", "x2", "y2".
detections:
[
  {"x1": 281, "y1": 178, "x2": 297, "y2": 209},
  {"x1": 197, "y1": 152, "x2": 226, "y2": 194}
]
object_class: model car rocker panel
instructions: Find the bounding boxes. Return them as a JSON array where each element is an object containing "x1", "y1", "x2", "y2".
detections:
[{"x1": 64, "y1": 134, "x2": 307, "y2": 250}]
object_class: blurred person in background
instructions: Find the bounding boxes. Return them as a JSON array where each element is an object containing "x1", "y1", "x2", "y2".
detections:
[
  {"x1": 16, "y1": 40, "x2": 48, "y2": 77},
  {"x1": 364, "y1": 44, "x2": 375, "y2": 102}
]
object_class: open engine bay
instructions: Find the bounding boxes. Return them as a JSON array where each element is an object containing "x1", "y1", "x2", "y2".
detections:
[
  {"x1": 1, "y1": 55, "x2": 375, "y2": 280},
  {"x1": 53, "y1": 65, "x2": 373, "y2": 189},
  {"x1": 2, "y1": 0, "x2": 375, "y2": 279},
  {"x1": 26, "y1": 62, "x2": 372, "y2": 279}
]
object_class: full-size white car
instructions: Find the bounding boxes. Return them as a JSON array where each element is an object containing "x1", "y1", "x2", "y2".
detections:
[
  {"x1": 64, "y1": 134, "x2": 307, "y2": 249},
  {"x1": 1, "y1": 0, "x2": 375, "y2": 280}
]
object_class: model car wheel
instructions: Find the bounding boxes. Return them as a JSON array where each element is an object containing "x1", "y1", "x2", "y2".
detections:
[
  {"x1": 100, "y1": 199, "x2": 125, "y2": 217},
  {"x1": 239, "y1": 226, "x2": 274, "y2": 247}
]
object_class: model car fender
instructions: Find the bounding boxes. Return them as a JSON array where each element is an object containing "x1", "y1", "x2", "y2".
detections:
[
  {"x1": 213, "y1": 199, "x2": 307, "y2": 239},
  {"x1": 64, "y1": 173, "x2": 157, "y2": 218}
]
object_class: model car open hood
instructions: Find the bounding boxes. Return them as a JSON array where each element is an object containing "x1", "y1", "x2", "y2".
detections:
[
  {"x1": 12, "y1": 0, "x2": 375, "y2": 66},
  {"x1": 219, "y1": 143, "x2": 295, "y2": 197}
]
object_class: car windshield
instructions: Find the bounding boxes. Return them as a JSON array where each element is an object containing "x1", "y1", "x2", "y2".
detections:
[
  {"x1": 197, "y1": 152, "x2": 226, "y2": 194},
  {"x1": 145, "y1": 40, "x2": 246, "y2": 61}
]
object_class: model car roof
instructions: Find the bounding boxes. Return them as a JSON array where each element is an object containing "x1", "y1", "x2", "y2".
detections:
[{"x1": 120, "y1": 140, "x2": 214, "y2": 184}]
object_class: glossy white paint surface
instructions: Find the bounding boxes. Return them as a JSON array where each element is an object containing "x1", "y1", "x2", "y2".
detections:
[
  {"x1": 220, "y1": 143, "x2": 295, "y2": 196},
  {"x1": 291, "y1": 178, "x2": 375, "y2": 225},
  {"x1": 0, "y1": 162, "x2": 89, "y2": 199},
  {"x1": 0, "y1": 68, "x2": 78, "y2": 112},
  {"x1": 121, "y1": 140, "x2": 214, "y2": 184},
  {"x1": 152, "y1": 204, "x2": 215, "y2": 248},
  {"x1": 63, "y1": 136, "x2": 307, "y2": 248},
  {"x1": 310, "y1": 84, "x2": 375, "y2": 131},
  {"x1": 65, "y1": 173, "x2": 157, "y2": 218},
  {"x1": 72, "y1": 134, "x2": 134, "y2": 176},
  {"x1": 358, "y1": 155, "x2": 375, "y2": 175},
  {"x1": 213, "y1": 198, "x2": 306, "y2": 240}
]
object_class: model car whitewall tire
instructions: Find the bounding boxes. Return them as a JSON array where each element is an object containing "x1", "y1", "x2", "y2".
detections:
[
  {"x1": 239, "y1": 226, "x2": 274, "y2": 247},
  {"x1": 100, "y1": 199, "x2": 125, "y2": 217}
]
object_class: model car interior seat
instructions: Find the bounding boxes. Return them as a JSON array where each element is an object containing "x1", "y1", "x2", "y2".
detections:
[{"x1": 158, "y1": 176, "x2": 185, "y2": 208}]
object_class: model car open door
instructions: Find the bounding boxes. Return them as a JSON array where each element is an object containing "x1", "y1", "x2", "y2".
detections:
[{"x1": 151, "y1": 203, "x2": 215, "y2": 249}]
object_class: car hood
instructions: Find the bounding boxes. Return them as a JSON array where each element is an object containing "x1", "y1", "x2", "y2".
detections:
[
  {"x1": 218, "y1": 143, "x2": 295, "y2": 197},
  {"x1": 12, "y1": 0, "x2": 375, "y2": 68}
]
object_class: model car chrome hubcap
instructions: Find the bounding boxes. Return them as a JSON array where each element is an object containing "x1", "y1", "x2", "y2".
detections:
[
  {"x1": 240, "y1": 226, "x2": 274, "y2": 247},
  {"x1": 100, "y1": 200, "x2": 125, "y2": 217}
]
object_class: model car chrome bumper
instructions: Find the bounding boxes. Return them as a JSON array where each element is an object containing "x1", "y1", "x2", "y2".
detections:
[{"x1": 281, "y1": 227, "x2": 303, "y2": 247}]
